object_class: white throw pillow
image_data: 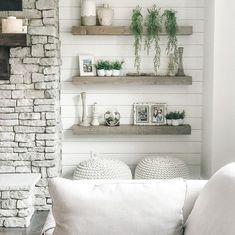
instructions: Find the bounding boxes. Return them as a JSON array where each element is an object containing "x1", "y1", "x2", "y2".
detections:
[
  {"x1": 184, "y1": 163, "x2": 235, "y2": 235},
  {"x1": 49, "y1": 178, "x2": 186, "y2": 235}
]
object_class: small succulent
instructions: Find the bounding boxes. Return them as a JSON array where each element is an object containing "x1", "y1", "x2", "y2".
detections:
[
  {"x1": 95, "y1": 60, "x2": 106, "y2": 70},
  {"x1": 112, "y1": 60, "x2": 125, "y2": 70},
  {"x1": 103, "y1": 60, "x2": 112, "y2": 70},
  {"x1": 166, "y1": 111, "x2": 185, "y2": 120}
]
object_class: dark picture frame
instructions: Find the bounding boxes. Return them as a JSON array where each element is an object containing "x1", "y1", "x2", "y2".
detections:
[{"x1": 0, "y1": 0, "x2": 22, "y2": 11}]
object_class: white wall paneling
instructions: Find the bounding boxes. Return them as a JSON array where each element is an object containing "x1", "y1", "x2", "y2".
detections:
[{"x1": 59, "y1": 0, "x2": 204, "y2": 179}]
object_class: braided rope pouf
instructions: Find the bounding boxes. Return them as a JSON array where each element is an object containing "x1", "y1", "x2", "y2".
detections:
[
  {"x1": 73, "y1": 158, "x2": 132, "y2": 180},
  {"x1": 135, "y1": 157, "x2": 190, "y2": 180}
]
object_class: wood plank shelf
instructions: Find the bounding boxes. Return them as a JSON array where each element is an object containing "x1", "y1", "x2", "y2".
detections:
[
  {"x1": 0, "y1": 33, "x2": 27, "y2": 47},
  {"x1": 73, "y1": 124, "x2": 191, "y2": 136},
  {"x1": 73, "y1": 76, "x2": 192, "y2": 85},
  {"x1": 72, "y1": 26, "x2": 193, "y2": 36}
]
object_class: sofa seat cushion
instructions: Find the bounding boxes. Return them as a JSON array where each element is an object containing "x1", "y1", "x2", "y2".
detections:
[
  {"x1": 49, "y1": 179, "x2": 187, "y2": 235},
  {"x1": 184, "y1": 163, "x2": 235, "y2": 235}
]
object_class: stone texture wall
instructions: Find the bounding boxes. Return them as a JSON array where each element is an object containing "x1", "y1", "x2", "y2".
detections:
[{"x1": 0, "y1": 0, "x2": 61, "y2": 210}]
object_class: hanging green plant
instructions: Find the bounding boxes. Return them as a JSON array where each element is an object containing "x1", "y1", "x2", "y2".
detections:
[
  {"x1": 162, "y1": 9, "x2": 178, "y2": 64},
  {"x1": 144, "y1": 5, "x2": 162, "y2": 75},
  {"x1": 130, "y1": 6, "x2": 144, "y2": 74}
]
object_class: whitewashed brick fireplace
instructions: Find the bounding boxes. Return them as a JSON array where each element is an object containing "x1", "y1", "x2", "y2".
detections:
[{"x1": 0, "y1": 0, "x2": 61, "y2": 226}]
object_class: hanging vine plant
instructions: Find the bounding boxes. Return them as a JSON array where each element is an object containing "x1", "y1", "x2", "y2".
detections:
[
  {"x1": 144, "y1": 5, "x2": 162, "y2": 75},
  {"x1": 130, "y1": 6, "x2": 144, "y2": 74},
  {"x1": 162, "y1": 9, "x2": 178, "y2": 64}
]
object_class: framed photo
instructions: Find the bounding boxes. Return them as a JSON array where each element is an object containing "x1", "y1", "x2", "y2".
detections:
[
  {"x1": 134, "y1": 103, "x2": 150, "y2": 125},
  {"x1": 79, "y1": 55, "x2": 96, "y2": 76},
  {"x1": 150, "y1": 103, "x2": 167, "y2": 125}
]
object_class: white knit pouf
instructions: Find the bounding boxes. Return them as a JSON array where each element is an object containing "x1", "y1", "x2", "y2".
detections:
[
  {"x1": 73, "y1": 158, "x2": 132, "y2": 180},
  {"x1": 135, "y1": 157, "x2": 190, "y2": 179}
]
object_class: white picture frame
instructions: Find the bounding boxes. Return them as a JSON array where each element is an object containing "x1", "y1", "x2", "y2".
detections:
[
  {"x1": 79, "y1": 55, "x2": 96, "y2": 76},
  {"x1": 150, "y1": 103, "x2": 167, "y2": 126},
  {"x1": 133, "y1": 103, "x2": 150, "y2": 126}
]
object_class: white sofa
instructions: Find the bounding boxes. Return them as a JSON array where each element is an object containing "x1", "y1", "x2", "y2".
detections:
[{"x1": 42, "y1": 163, "x2": 235, "y2": 235}]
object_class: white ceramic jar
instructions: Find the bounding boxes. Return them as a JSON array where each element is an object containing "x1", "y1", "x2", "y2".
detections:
[
  {"x1": 97, "y1": 69, "x2": 105, "y2": 76},
  {"x1": 172, "y1": 119, "x2": 180, "y2": 126},
  {"x1": 2, "y1": 16, "x2": 23, "y2": 33},
  {"x1": 97, "y1": 4, "x2": 114, "y2": 26},
  {"x1": 81, "y1": 0, "x2": 96, "y2": 26},
  {"x1": 112, "y1": 70, "x2": 121, "y2": 76},
  {"x1": 105, "y1": 70, "x2": 113, "y2": 76}
]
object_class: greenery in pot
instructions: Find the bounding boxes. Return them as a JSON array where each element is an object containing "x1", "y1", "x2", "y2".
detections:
[
  {"x1": 95, "y1": 60, "x2": 106, "y2": 70},
  {"x1": 103, "y1": 60, "x2": 112, "y2": 70},
  {"x1": 112, "y1": 60, "x2": 125, "y2": 70},
  {"x1": 179, "y1": 110, "x2": 185, "y2": 119},
  {"x1": 166, "y1": 112, "x2": 174, "y2": 120},
  {"x1": 130, "y1": 6, "x2": 144, "y2": 74},
  {"x1": 145, "y1": 5, "x2": 162, "y2": 75},
  {"x1": 162, "y1": 9, "x2": 178, "y2": 64}
]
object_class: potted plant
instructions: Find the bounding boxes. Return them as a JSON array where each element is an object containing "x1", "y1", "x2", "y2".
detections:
[
  {"x1": 162, "y1": 9, "x2": 178, "y2": 65},
  {"x1": 103, "y1": 60, "x2": 113, "y2": 76},
  {"x1": 171, "y1": 111, "x2": 186, "y2": 126},
  {"x1": 130, "y1": 6, "x2": 143, "y2": 74},
  {"x1": 112, "y1": 60, "x2": 124, "y2": 76},
  {"x1": 166, "y1": 112, "x2": 173, "y2": 125},
  {"x1": 145, "y1": 5, "x2": 162, "y2": 75},
  {"x1": 95, "y1": 60, "x2": 106, "y2": 76},
  {"x1": 179, "y1": 110, "x2": 185, "y2": 125}
]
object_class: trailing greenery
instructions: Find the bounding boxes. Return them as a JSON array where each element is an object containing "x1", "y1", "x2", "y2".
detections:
[
  {"x1": 145, "y1": 5, "x2": 162, "y2": 74},
  {"x1": 130, "y1": 6, "x2": 144, "y2": 74},
  {"x1": 166, "y1": 110, "x2": 185, "y2": 120},
  {"x1": 112, "y1": 60, "x2": 125, "y2": 70},
  {"x1": 162, "y1": 9, "x2": 178, "y2": 64},
  {"x1": 95, "y1": 60, "x2": 106, "y2": 70}
]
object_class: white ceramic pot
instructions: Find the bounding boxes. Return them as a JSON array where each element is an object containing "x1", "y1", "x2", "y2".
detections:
[
  {"x1": 97, "y1": 69, "x2": 105, "y2": 77},
  {"x1": 179, "y1": 119, "x2": 184, "y2": 125},
  {"x1": 2, "y1": 16, "x2": 23, "y2": 33},
  {"x1": 97, "y1": 4, "x2": 114, "y2": 26},
  {"x1": 112, "y1": 70, "x2": 121, "y2": 76},
  {"x1": 172, "y1": 119, "x2": 180, "y2": 126},
  {"x1": 166, "y1": 119, "x2": 172, "y2": 126},
  {"x1": 81, "y1": 0, "x2": 96, "y2": 26},
  {"x1": 105, "y1": 70, "x2": 113, "y2": 76}
]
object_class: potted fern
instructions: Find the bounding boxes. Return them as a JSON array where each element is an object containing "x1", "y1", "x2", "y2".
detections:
[
  {"x1": 103, "y1": 60, "x2": 113, "y2": 76},
  {"x1": 112, "y1": 60, "x2": 124, "y2": 76},
  {"x1": 170, "y1": 110, "x2": 185, "y2": 126},
  {"x1": 145, "y1": 5, "x2": 162, "y2": 75},
  {"x1": 166, "y1": 112, "x2": 173, "y2": 125},
  {"x1": 130, "y1": 6, "x2": 143, "y2": 74},
  {"x1": 95, "y1": 60, "x2": 106, "y2": 77}
]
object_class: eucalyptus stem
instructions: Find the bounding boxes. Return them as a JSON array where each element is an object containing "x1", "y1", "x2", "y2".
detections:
[{"x1": 130, "y1": 6, "x2": 143, "y2": 74}]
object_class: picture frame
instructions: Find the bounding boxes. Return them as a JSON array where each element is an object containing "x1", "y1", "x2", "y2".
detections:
[
  {"x1": 133, "y1": 103, "x2": 167, "y2": 126},
  {"x1": 79, "y1": 55, "x2": 96, "y2": 76},
  {"x1": 133, "y1": 103, "x2": 150, "y2": 126}
]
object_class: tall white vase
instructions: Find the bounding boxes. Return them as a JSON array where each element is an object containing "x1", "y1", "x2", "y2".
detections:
[
  {"x1": 81, "y1": 0, "x2": 96, "y2": 26},
  {"x1": 80, "y1": 92, "x2": 90, "y2": 126}
]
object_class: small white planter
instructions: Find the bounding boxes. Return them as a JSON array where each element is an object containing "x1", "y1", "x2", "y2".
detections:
[
  {"x1": 97, "y1": 69, "x2": 105, "y2": 77},
  {"x1": 112, "y1": 70, "x2": 121, "y2": 76},
  {"x1": 179, "y1": 119, "x2": 184, "y2": 125},
  {"x1": 166, "y1": 119, "x2": 172, "y2": 126},
  {"x1": 105, "y1": 70, "x2": 113, "y2": 76},
  {"x1": 172, "y1": 119, "x2": 180, "y2": 126}
]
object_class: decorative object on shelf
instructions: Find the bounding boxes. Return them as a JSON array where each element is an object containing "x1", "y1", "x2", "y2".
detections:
[
  {"x1": 104, "y1": 110, "x2": 120, "y2": 126},
  {"x1": 0, "y1": 0, "x2": 22, "y2": 11},
  {"x1": 167, "y1": 53, "x2": 177, "y2": 76},
  {"x1": 73, "y1": 156, "x2": 132, "y2": 180},
  {"x1": 130, "y1": 6, "x2": 143, "y2": 74},
  {"x1": 79, "y1": 55, "x2": 96, "y2": 76},
  {"x1": 2, "y1": 16, "x2": 24, "y2": 34},
  {"x1": 95, "y1": 60, "x2": 106, "y2": 76},
  {"x1": 91, "y1": 102, "x2": 100, "y2": 126},
  {"x1": 145, "y1": 5, "x2": 162, "y2": 75},
  {"x1": 80, "y1": 92, "x2": 90, "y2": 127},
  {"x1": 166, "y1": 110, "x2": 185, "y2": 126},
  {"x1": 81, "y1": 0, "x2": 96, "y2": 26},
  {"x1": 135, "y1": 157, "x2": 190, "y2": 179},
  {"x1": 97, "y1": 4, "x2": 114, "y2": 26},
  {"x1": 134, "y1": 103, "x2": 167, "y2": 126},
  {"x1": 103, "y1": 60, "x2": 113, "y2": 76},
  {"x1": 112, "y1": 60, "x2": 124, "y2": 76},
  {"x1": 162, "y1": 9, "x2": 178, "y2": 64},
  {"x1": 126, "y1": 72, "x2": 155, "y2": 77},
  {"x1": 176, "y1": 47, "x2": 185, "y2": 76}
]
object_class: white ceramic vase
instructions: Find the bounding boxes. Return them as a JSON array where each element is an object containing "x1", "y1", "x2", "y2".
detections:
[
  {"x1": 97, "y1": 69, "x2": 105, "y2": 76},
  {"x1": 105, "y1": 70, "x2": 113, "y2": 76},
  {"x1": 91, "y1": 102, "x2": 100, "y2": 126},
  {"x1": 97, "y1": 4, "x2": 114, "y2": 26},
  {"x1": 172, "y1": 119, "x2": 180, "y2": 126},
  {"x1": 80, "y1": 92, "x2": 90, "y2": 126},
  {"x1": 166, "y1": 119, "x2": 172, "y2": 126},
  {"x1": 81, "y1": 0, "x2": 96, "y2": 26},
  {"x1": 112, "y1": 70, "x2": 121, "y2": 76}
]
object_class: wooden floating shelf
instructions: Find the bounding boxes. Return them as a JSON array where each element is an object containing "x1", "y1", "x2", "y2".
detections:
[
  {"x1": 73, "y1": 124, "x2": 191, "y2": 136},
  {"x1": 0, "y1": 33, "x2": 27, "y2": 47},
  {"x1": 73, "y1": 76, "x2": 192, "y2": 85},
  {"x1": 72, "y1": 26, "x2": 193, "y2": 36}
]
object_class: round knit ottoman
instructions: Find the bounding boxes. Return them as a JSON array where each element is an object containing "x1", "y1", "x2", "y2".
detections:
[
  {"x1": 73, "y1": 158, "x2": 132, "y2": 180},
  {"x1": 135, "y1": 157, "x2": 190, "y2": 179}
]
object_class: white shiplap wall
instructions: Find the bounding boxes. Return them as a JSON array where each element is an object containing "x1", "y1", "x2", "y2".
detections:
[{"x1": 59, "y1": 0, "x2": 204, "y2": 178}]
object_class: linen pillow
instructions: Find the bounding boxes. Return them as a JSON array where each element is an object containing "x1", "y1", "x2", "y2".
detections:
[
  {"x1": 49, "y1": 178, "x2": 187, "y2": 235},
  {"x1": 184, "y1": 163, "x2": 235, "y2": 235}
]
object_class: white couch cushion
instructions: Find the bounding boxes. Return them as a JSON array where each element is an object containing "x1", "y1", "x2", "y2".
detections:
[
  {"x1": 184, "y1": 163, "x2": 235, "y2": 235},
  {"x1": 49, "y1": 178, "x2": 187, "y2": 235}
]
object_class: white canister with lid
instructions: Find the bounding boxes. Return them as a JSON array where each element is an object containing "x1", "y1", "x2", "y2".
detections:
[
  {"x1": 81, "y1": 0, "x2": 96, "y2": 26},
  {"x1": 2, "y1": 16, "x2": 23, "y2": 33}
]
